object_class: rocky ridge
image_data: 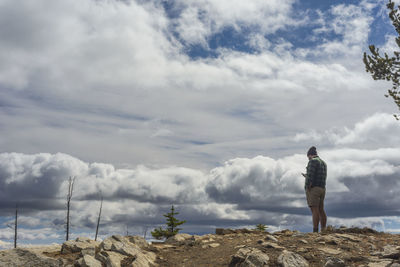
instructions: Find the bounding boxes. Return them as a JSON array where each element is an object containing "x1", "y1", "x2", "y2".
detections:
[
  {"x1": 0, "y1": 235, "x2": 156, "y2": 267},
  {"x1": 0, "y1": 227, "x2": 399, "y2": 266}
]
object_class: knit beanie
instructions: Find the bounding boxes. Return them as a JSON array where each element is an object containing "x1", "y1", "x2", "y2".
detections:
[{"x1": 307, "y1": 146, "x2": 317, "y2": 156}]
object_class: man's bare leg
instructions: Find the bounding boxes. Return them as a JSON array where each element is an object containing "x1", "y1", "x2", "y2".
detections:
[
  {"x1": 310, "y1": 206, "x2": 320, "y2": 232},
  {"x1": 319, "y1": 207, "x2": 327, "y2": 230}
]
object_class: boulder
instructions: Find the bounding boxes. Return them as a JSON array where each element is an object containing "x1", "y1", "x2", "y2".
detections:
[
  {"x1": 216, "y1": 228, "x2": 256, "y2": 235},
  {"x1": 260, "y1": 241, "x2": 285, "y2": 250},
  {"x1": 95, "y1": 249, "x2": 156, "y2": 267},
  {"x1": 277, "y1": 250, "x2": 309, "y2": 267},
  {"x1": 61, "y1": 237, "x2": 100, "y2": 255},
  {"x1": 264, "y1": 235, "x2": 278, "y2": 242},
  {"x1": 165, "y1": 233, "x2": 192, "y2": 244},
  {"x1": 229, "y1": 247, "x2": 269, "y2": 267},
  {"x1": 216, "y1": 228, "x2": 235, "y2": 235},
  {"x1": 126, "y1": 236, "x2": 149, "y2": 249},
  {"x1": 130, "y1": 252, "x2": 157, "y2": 267},
  {"x1": 77, "y1": 254, "x2": 102, "y2": 267},
  {"x1": 96, "y1": 235, "x2": 156, "y2": 267},
  {"x1": 382, "y1": 245, "x2": 400, "y2": 259},
  {"x1": 80, "y1": 247, "x2": 96, "y2": 257},
  {"x1": 334, "y1": 233, "x2": 362, "y2": 243},
  {"x1": 0, "y1": 247, "x2": 62, "y2": 267},
  {"x1": 367, "y1": 261, "x2": 393, "y2": 267},
  {"x1": 191, "y1": 235, "x2": 202, "y2": 241},
  {"x1": 202, "y1": 243, "x2": 221, "y2": 249},
  {"x1": 318, "y1": 247, "x2": 342, "y2": 255},
  {"x1": 324, "y1": 236, "x2": 340, "y2": 246},
  {"x1": 324, "y1": 257, "x2": 346, "y2": 267},
  {"x1": 96, "y1": 250, "x2": 126, "y2": 267},
  {"x1": 100, "y1": 235, "x2": 141, "y2": 257},
  {"x1": 274, "y1": 230, "x2": 294, "y2": 237},
  {"x1": 343, "y1": 227, "x2": 378, "y2": 234}
]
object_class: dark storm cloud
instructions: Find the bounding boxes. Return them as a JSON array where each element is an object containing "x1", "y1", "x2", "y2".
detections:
[
  {"x1": 1, "y1": 149, "x2": 400, "y2": 224},
  {"x1": 0, "y1": 153, "x2": 87, "y2": 214},
  {"x1": 0, "y1": 153, "x2": 208, "y2": 213},
  {"x1": 0, "y1": 145, "x2": 399, "y2": 238},
  {"x1": 111, "y1": 188, "x2": 177, "y2": 204},
  {"x1": 237, "y1": 202, "x2": 309, "y2": 216},
  {"x1": 204, "y1": 149, "x2": 400, "y2": 220},
  {"x1": 326, "y1": 173, "x2": 400, "y2": 218}
]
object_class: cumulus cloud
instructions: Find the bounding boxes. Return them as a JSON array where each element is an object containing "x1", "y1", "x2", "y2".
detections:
[
  {"x1": 207, "y1": 148, "x2": 400, "y2": 217},
  {"x1": 293, "y1": 113, "x2": 400, "y2": 148},
  {"x1": 0, "y1": 152, "x2": 208, "y2": 210},
  {"x1": 1, "y1": 140, "x2": 400, "y2": 241},
  {"x1": 206, "y1": 155, "x2": 305, "y2": 205},
  {"x1": 0, "y1": 153, "x2": 87, "y2": 211},
  {"x1": 171, "y1": 0, "x2": 298, "y2": 46}
]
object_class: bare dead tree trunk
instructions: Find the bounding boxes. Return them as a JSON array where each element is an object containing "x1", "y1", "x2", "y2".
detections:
[
  {"x1": 7, "y1": 204, "x2": 18, "y2": 249},
  {"x1": 95, "y1": 196, "x2": 103, "y2": 241},
  {"x1": 66, "y1": 176, "x2": 75, "y2": 241},
  {"x1": 14, "y1": 204, "x2": 18, "y2": 249},
  {"x1": 143, "y1": 226, "x2": 148, "y2": 240}
]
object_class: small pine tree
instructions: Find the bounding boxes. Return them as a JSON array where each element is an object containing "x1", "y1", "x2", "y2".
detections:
[
  {"x1": 255, "y1": 223, "x2": 267, "y2": 232},
  {"x1": 151, "y1": 205, "x2": 186, "y2": 239},
  {"x1": 151, "y1": 227, "x2": 166, "y2": 240},
  {"x1": 164, "y1": 205, "x2": 186, "y2": 236}
]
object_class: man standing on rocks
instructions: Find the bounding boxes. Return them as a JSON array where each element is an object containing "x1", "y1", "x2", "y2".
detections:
[{"x1": 303, "y1": 146, "x2": 327, "y2": 233}]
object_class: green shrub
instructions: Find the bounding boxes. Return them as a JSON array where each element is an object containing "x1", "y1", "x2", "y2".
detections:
[{"x1": 255, "y1": 223, "x2": 267, "y2": 232}]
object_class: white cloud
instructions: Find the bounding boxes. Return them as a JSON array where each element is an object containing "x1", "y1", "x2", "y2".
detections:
[
  {"x1": 330, "y1": 2, "x2": 374, "y2": 44},
  {"x1": 0, "y1": 152, "x2": 208, "y2": 206},
  {"x1": 0, "y1": 227, "x2": 60, "y2": 241},
  {"x1": 175, "y1": 6, "x2": 210, "y2": 47},
  {"x1": 206, "y1": 155, "x2": 306, "y2": 203},
  {"x1": 172, "y1": 0, "x2": 297, "y2": 45},
  {"x1": 337, "y1": 113, "x2": 400, "y2": 145},
  {"x1": 246, "y1": 33, "x2": 271, "y2": 52},
  {"x1": 0, "y1": 0, "x2": 394, "y2": 170},
  {"x1": 325, "y1": 216, "x2": 386, "y2": 230},
  {"x1": 294, "y1": 113, "x2": 400, "y2": 148},
  {"x1": 301, "y1": 0, "x2": 376, "y2": 65},
  {"x1": 0, "y1": 0, "x2": 175, "y2": 92},
  {"x1": 0, "y1": 136, "x2": 399, "y2": 236}
]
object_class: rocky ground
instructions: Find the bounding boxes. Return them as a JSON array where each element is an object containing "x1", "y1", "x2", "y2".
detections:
[{"x1": 0, "y1": 227, "x2": 399, "y2": 266}]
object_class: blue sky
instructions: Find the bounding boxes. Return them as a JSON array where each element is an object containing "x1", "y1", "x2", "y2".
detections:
[
  {"x1": 172, "y1": 0, "x2": 395, "y2": 58},
  {"x1": 1, "y1": 0, "x2": 400, "y2": 248}
]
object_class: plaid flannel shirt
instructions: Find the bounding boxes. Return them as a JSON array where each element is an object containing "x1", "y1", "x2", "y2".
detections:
[{"x1": 305, "y1": 156, "x2": 327, "y2": 190}]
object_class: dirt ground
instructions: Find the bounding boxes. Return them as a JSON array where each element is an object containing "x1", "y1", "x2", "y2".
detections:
[{"x1": 151, "y1": 228, "x2": 400, "y2": 267}]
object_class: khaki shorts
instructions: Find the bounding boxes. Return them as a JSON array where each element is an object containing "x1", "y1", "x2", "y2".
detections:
[{"x1": 306, "y1": 187, "x2": 326, "y2": 208}]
